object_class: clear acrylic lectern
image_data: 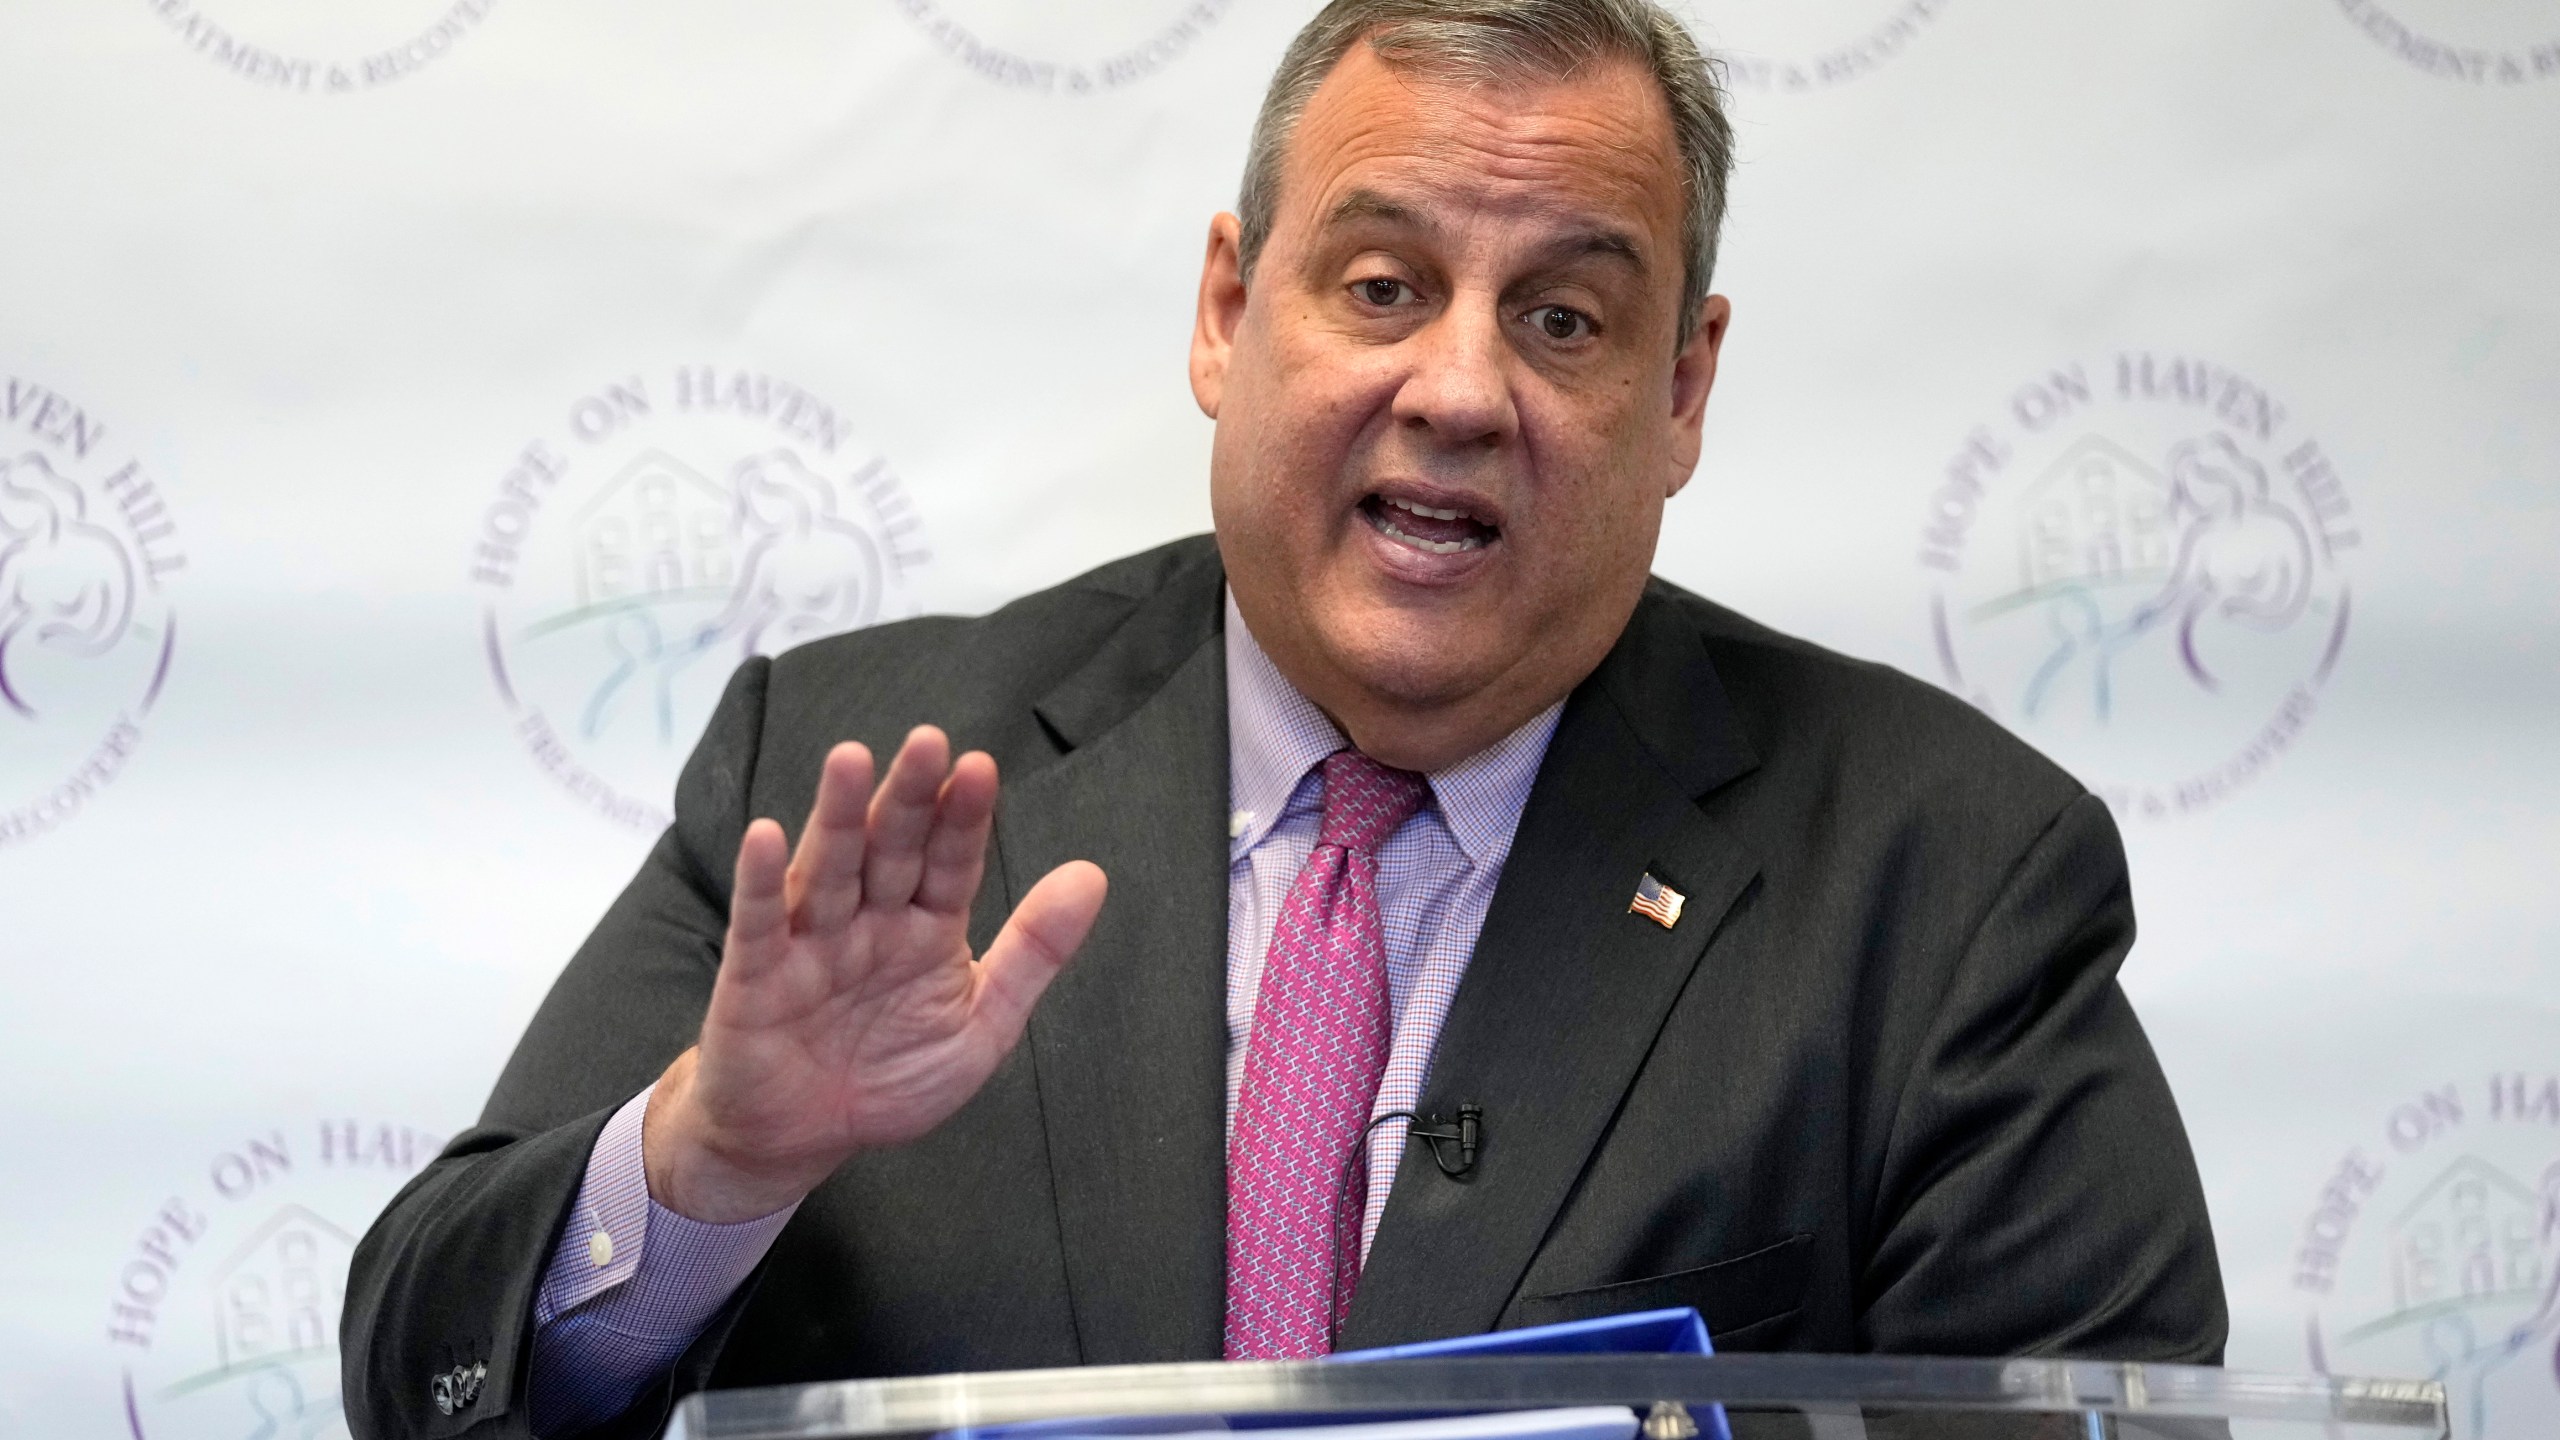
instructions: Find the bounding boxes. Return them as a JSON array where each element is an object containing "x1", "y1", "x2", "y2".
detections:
[{"x1": 659, "y1": 1354, "x2": 2446, "y2": 1440}]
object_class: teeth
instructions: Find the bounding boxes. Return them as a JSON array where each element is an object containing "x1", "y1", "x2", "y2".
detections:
[
  {"x1": 1373, "y1": 513, "x2": 1489, "y2": 554},
  {"x1": 1386, "y1": 495, "x2": 1472, "y2": 523}
]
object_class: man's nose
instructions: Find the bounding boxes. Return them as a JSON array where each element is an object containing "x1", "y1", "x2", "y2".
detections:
[{"x1": 1389, "y1": 298, "x2": 1519, "y2": 452}]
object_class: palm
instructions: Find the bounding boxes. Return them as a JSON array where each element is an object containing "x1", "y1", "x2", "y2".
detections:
[{"x1": 658, "y1": 729, "x2": 1106, "y2": 1221}]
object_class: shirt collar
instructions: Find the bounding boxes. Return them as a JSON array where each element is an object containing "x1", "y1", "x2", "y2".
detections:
[
  {"x1": 1224, "y1": 588, "x2": 1561, "y2": 868},
  {"x1": 1226, "y1": 590, "x2": 1348, "y2": 858}
]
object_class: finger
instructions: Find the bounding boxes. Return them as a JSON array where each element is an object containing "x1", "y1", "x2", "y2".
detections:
[
  {"x1": 912, "y1": 751, "x2": 999, "y2": 917},
  {"x1": 973, "y1": 861, "x2": 1107, "y2": 1044},
  {"x1": 721, "y1": 819, "x2": 794, "y2": 985},
  {"x1": 786, "y1": 742, "x2": 875, "y2": 935},
  {"x1": 862, "y1": 725, "x2": 951, "y2": 911}
]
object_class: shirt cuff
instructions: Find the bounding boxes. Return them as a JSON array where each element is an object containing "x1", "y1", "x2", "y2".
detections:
[{"x1": 527, "y1": 1083, "x2": 798, "y2": 1435}]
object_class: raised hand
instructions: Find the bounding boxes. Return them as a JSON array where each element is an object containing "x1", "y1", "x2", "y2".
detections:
[{"x1": 643, "y1": 726, "x2": 1108, "y2": 1223}]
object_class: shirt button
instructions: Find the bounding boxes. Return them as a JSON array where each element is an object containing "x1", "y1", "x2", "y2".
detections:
[
  {"x1": 1230, "y1": 809, "x2": 1254, "y2": 838},
  {"x1": 588, "y1": 1230, "x2": 614, "y2": 1267}
]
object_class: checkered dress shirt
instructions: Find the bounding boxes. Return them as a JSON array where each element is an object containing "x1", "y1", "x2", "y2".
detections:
[
  {"x1": 523, "y1": 589, "x2": 1558, "y2": 1434},
  {"x1": 1220, "y1": 592, "x2": 1560, "y2": 1258}
]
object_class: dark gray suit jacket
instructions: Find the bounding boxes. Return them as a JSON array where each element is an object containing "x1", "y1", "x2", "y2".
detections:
[{"x1": 342, "y1": 535, "x2": 2225, "y2": 1439}]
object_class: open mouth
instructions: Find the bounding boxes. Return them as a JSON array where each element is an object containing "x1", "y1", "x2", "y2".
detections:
[{"x1": 1360, "y1": 493, "x2": 1501, "y2": 555}]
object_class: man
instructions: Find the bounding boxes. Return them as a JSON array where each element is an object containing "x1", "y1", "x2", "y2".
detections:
[{"x1": 344, "y1": 2, "x2": 2226, "y2": 1436}]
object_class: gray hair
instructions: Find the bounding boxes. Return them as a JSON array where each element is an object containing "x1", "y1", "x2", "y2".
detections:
[{"x1": 1237, "y1": 0, "x2": 1734, "y2": 346}]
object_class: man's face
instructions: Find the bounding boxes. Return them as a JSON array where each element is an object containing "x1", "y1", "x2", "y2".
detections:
[{"x1": 1192, "y1": 41, "x2": 1728, "y2": 768}]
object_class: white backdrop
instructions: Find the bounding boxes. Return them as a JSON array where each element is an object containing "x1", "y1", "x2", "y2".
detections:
[{"x1": 3, "y1": 3, "x2": 2555, "y2": 1437}]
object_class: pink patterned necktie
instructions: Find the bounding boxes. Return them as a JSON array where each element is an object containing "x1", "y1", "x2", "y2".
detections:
[{"x1": 1224, "y1": 749, "x2": 1431, "y2": 1360}]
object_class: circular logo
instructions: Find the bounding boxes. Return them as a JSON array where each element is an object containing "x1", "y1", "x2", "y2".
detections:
[
  {"x1": 1, "y1": 377, "x2": 184, "y2": 849},
  {"x1": 146, "y1": 0, "x2": 496, "y2": 94},
  {"x1": 104, "y1": 1120, "x2": 447, "y2": 1440},
  {"x1": 889, "y1": 0, "x2": 1239, "y2": 92},
  {"x1": 1915, "y1": 352, "x2": 2357, "y2": 819},
  {"x1": 1697, "y1": 0, "x2": 1952, "y2": 91},
  {"x1": 2334, "y1": 0, "x2": 2560, "y2": 85},
  {"x1": 471, "y1": 367, "x2": 929, "y2": 831},
  {"x1": 2297, "y1": 1076, "x2": 2560, "y2": 1439}
]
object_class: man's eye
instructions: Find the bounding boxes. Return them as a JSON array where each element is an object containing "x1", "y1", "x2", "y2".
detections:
[
  {"x1": 1357, "y1": 278, "x2": 1409, "y2": 307},
  {"x1": 1533, "y1": 306, "x2": 1593, "y2": 341}
]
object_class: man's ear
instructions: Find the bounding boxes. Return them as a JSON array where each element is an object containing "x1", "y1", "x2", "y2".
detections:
[
  {"x1": 1663, "y1": 293, "x2": 1732, "y2": 498},
  {"x1": 1190, "y1": 213, "x2": 1249, "y2": 419}
]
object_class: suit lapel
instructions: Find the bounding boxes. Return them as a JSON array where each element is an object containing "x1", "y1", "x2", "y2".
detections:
[
  {"x1": 999, "y1": 554, "x2": 1232, "y2": 1364},
  {"x1": 1337, "y1": 589, "x2": 1763, "y2": 1348}
]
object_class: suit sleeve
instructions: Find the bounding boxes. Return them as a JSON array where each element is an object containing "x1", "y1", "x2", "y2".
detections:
[
  {"x1": 1858, "y1": 792, "x2": 2228, "y2": 1362},
  {"x1": 343, "y1": 659, "x2": 774, "y2": 1440}
]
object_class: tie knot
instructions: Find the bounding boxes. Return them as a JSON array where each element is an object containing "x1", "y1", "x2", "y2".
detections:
[{"x1": 1316, "y1": 749, "x2": 1429, "y2": 854}]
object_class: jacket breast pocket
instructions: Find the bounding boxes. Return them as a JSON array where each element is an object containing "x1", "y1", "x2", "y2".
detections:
[{"x1": 1513, "y1": 1232, "x2": 1812, "y2": 1350}]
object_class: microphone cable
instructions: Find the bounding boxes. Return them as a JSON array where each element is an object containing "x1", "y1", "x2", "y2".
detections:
[{"x1": 1320, "y1": 1104, "x2": 1485, "y2": 1351}]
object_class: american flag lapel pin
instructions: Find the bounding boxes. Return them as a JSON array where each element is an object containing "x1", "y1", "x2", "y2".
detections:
[{"x1": 1630, "y1": 871, "x2": 1685, "y2": 929}]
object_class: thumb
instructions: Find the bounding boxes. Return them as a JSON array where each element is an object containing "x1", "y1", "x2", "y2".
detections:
[{"x1": 973, "y1": 861, "x2": 1107, "y2": 1042}]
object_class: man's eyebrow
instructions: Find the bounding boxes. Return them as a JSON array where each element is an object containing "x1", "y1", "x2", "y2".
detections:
[
  {"x1": 1325, "y1": 188, "x2": 1427, "y2": 229},
  {"x1": 1322, "y1": 191, "x2": 1648, "y2": 273},
  {"x1": 1548, "y1": 228, "x2": 1647, "y2": 271}
]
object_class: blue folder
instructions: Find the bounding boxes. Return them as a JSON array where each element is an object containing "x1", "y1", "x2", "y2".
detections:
[
  {"x1": 948, "y1": 1308, "x2": 1729, "y2": 1440},
  {"x1": 1330, "y1": 1307, "x2": 1714, "y2": 1363},
  {"x1": 1320, "y1": 1307, "x2": 1729, "y2": 1440}
]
